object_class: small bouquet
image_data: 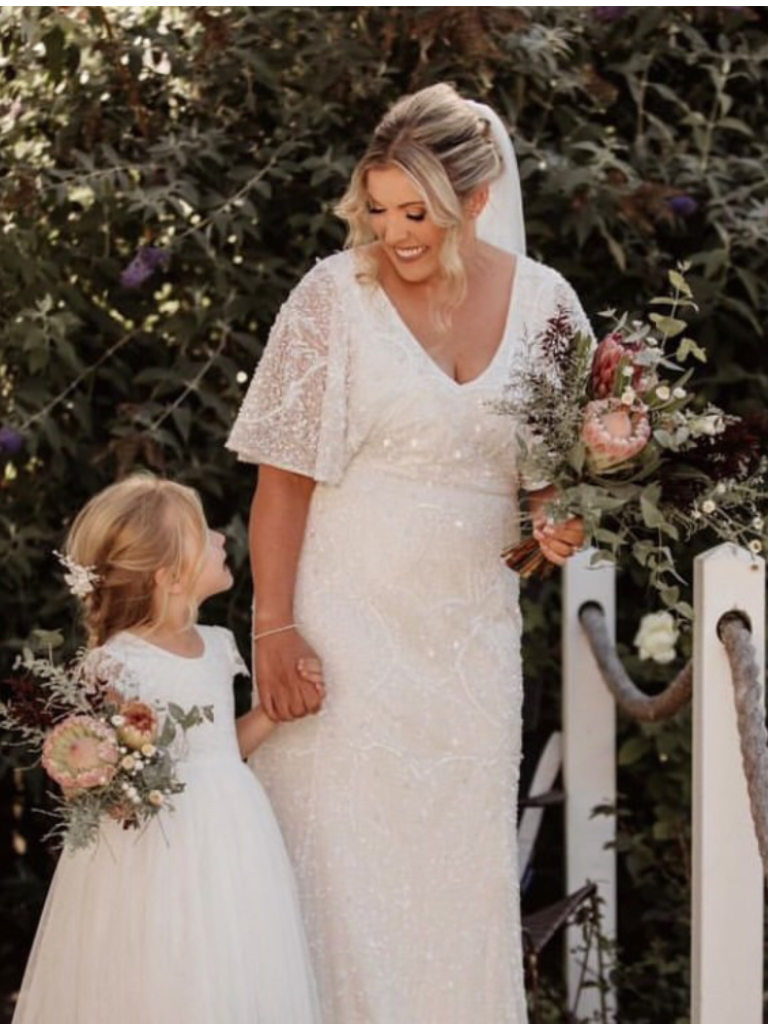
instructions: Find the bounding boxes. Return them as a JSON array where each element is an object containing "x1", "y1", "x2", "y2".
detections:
[
  {"x1": 1, "y1": 630, "x2": 213, "y2": 851},
  {"x1": 500, "y1": 265, "x2": 768, "y2": 617}
]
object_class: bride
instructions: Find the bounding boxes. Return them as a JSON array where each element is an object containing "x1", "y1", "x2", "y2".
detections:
[{"x1": 227, "y1": 82, "x2": 589, "y2": 1023}]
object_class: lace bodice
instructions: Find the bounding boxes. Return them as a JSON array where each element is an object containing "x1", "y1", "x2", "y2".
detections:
[{"x1": 226, "y1": 248, "x2": 594, "y2": 494}]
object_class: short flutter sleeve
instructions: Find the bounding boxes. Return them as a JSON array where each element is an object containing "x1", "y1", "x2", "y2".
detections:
[{"x1": 226, "y1": 260, "x2": 351, "y2": 484}]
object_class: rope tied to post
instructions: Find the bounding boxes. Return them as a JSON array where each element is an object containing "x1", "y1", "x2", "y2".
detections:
[
  {"x1": 718, "y1": 613, "x2": 768, "y2": 882},
  {"x1": 580, "y1": 601, "x2": 768, "y2": 881},
  {"x1": 578, "y1": 602, "x2": 693, "y2": 723}
]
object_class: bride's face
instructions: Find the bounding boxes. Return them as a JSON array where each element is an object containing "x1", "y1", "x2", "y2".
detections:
[{"x1": 365, "y1": 166, "x2": 446, "y2": 286}]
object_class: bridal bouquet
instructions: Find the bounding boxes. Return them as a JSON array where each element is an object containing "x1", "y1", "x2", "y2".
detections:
[
  {"x1": 1, "y1": 632, "x2": 213, "y2": 851},
  {"x1": 500, "y1": 265, "x2": 768, "y2": 617}
]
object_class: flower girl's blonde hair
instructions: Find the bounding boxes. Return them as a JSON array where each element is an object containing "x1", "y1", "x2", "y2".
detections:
[{"x1": 65, "y1": 475, "x2": 208, "y2": 647}]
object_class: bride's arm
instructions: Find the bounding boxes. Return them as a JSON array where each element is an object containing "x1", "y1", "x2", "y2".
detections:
[{"x1": 250, "y1": 465, "x2": 325, "y2": 722}]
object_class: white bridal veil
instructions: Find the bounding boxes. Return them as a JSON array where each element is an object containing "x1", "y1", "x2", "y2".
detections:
[{"x1": 466, "y1": 100, "x2": 526, "y2": 258}]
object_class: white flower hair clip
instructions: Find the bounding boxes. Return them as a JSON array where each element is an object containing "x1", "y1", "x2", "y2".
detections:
[{"x1": 55, "y1": 550, "x2": 101, "y2": 598}]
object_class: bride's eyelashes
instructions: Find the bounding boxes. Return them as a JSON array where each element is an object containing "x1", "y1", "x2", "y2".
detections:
[{"x1": 366, "y1": 205, "x2": 427, "y2": 222}]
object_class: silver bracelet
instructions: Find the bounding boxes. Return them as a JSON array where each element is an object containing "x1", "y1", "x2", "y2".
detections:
[{"x1": 253, "y1": 623, "x2": 298, "y2": 642}]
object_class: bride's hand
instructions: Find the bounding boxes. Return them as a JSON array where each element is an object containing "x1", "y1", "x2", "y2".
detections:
[
  {"x1": 528, "y1": 486, "x2": 585, "y2": 566},
  {"x1": 255, "y1": 630, "x2": 325, "y2": 723},
  {"x1": 532, "y1": 515, "x2": 585, "y2": 566}
]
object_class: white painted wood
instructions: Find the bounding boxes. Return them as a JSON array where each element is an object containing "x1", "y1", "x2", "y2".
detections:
[
  {"x1": 518, "y1": 731, "x2": 562, "y2": 884},
  {"x1": 692, "y1": 544, "x2": 765, "y2": 1024},
  {"x1": 562, "y1": 549, "x2": 617, "y2": 1015}
]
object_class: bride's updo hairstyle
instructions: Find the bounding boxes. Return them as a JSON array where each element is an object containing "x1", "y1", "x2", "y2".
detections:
[
  {"x1": 65, "y1": 475, "x2": 209, "y2": 647},
  {"x1": 336, "y1": 82, "x2": 503, "y2": 312}
]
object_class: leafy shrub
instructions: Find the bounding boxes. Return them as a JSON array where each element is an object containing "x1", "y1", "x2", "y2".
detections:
[{"x1": 1, "y1": 6, "x2": 767, "y2": 1017}]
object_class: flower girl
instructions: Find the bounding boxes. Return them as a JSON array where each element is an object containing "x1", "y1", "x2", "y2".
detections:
[{"x1": 13, "y1": 475, "x2": 321, "y2": 1024}]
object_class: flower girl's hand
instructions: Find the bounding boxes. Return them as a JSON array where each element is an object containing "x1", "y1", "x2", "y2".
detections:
[{"x1": 255, "y1": 630, "x2": 325, "y2": 723}]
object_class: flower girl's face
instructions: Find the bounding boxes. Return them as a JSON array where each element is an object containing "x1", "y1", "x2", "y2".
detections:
[
  {"x1": 190, "y1": 528, "x2": 233, "y2": 604},
  {"x1": 365, "y1": 166, "x2": 446, "y2": 286}
]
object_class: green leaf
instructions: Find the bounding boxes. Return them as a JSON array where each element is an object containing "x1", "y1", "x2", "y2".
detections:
[
  {"x1": 619, "y1": 735, "x2": 651, "y2": 767},
  {"x1": 668, "y1": 269, "x2": 692, "y2": 298},
  {"x1": 568, "y1": 441, "x2": 586, "y2": 474},
  {"x1": 649, "y1": 314, "x2": 687, "y2": 338},
  {"x1": 640, "y1": 484, "x2": 666, "y2": 528},
  {"x1": 168, "y1": 702, "x2": 187, "y2": 724},
  {"x1": 158, "y1": 717, "x2": 176, "y2": 747},
  {"x1": 675, "y1": 338, "x2": 707, "y2": 363}
]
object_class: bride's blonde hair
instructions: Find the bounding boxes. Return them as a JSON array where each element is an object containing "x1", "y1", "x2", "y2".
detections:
[
  {"x1": 65, "y1": 475, "x2": 208, "y2": 647},
  {"x1": 335, "y1": 83, "x2": 503, "y2": 315}
]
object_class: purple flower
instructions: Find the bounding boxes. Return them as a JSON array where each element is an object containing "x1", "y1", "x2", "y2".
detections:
[
  {"x1": 593, "y1": 7, "x2": 629, "y2": 22},
  {"x1": 120, "y1": 246, "x2": 170, "y2": 289},
  {"x1": 667, "y1": 195, "x2": 699, "y2": 218},
  {"x1": 0, "y1": 425, "x2": 24, "y2": 455}
]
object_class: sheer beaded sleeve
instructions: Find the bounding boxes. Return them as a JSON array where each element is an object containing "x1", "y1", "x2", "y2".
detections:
[{"x1": 226, "y1": 259, "x2": 351, "y2": 484}]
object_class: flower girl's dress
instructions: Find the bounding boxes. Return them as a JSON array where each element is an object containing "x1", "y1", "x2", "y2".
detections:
[{"x1": 12, "y1": 625, "x2": 320, "y2": 1024}]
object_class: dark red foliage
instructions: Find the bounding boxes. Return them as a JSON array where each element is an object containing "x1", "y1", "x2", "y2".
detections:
[{"x1": 2, "y1": 675, "x2": 56, "y2": 731}]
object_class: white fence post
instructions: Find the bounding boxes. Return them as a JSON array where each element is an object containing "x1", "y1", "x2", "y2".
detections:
[
  {"x1": 692, "y1": 544, "x2": 765, "y2": 1024},
  {"x1": 562, "y1": 549, "x2": 617, "y2": 1015}
]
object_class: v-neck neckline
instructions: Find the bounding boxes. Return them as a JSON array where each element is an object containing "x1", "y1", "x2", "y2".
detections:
[{"x1": 376, "y1": 254, "x2": 525, "y2": 391}]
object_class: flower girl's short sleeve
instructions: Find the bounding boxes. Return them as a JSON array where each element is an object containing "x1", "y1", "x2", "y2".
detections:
[
  {"x1": 226, "y1": 260, "x2": 350, "y2": 484},
  {"x1": 218, "y1": 627, "x2": 249, "y2": 678}
]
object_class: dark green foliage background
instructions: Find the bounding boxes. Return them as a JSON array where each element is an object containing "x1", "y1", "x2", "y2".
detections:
[{"x1": 1, "y1": 7, "x2": 767, "y2": 1020}]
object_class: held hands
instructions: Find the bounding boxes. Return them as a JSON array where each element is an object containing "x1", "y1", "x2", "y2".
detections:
[{"x1": 254, "y1": 627, "x2": 325, "y2": 723}]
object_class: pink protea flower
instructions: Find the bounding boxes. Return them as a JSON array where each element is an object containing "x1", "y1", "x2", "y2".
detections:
[
  {"x1": 42, "y1": 716, "x2": 119, "y2": 791},
  {"x1": 581, "y1": 398, "x2": 652, "y2": 473},
  {"x1": 116, "y1": 701, "x2": 158, "y2": 750},
  {"x1": 591, "y1": 331, "x2": 648, "y2": 399}
]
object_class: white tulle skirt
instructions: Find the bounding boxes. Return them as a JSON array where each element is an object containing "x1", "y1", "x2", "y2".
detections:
[{"x1": 13, "y1": 759, "x2": 320, "y2": 1024}]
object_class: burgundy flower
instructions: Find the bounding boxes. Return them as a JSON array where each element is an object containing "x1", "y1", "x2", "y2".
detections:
[
  {"x1": 120, "y1": 246, "x2": 170, "y2": 289},
  {"x1": 667, "y1": 195, "x2": 699, "y2": 218},
  {"x1": 0, "y1": 425, "x2": 24, "y2": 456}
]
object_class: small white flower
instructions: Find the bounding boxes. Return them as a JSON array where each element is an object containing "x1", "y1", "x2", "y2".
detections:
[
  {"x1": 54, "y1": 551, "x2": 100, "y2": 598},
  {"x1": 749, "y1": 539, "x2": 763, "y2": 555},
  {"x1": 621, "y1": 366, "x2": 634, "y2": 377},
  {"x1": 702, "y1": 500, "x2": 716, "y2": 514},
  {"x1": 634, "y1": 611, "x2": 679, "y2": 665},
  {"x1": 752, "y1": 516, "x2": 764, "y2": 531},
  {"x1": 620, "y1": 387, "x2": 636, "y2": 405},
  {"x1": 148, "y1": 790, "x2": 164, "y2": 807},
  {"x1": 121, "y1": 755, "x2": 136, "y2": 772},
  {"x1": 672, "y1": 386, "x2": 686, "y2": 399},
  {"x1": 689, "y1": 414, "x2": 723, "y2": 437},
  {"x1": 655, "y1": 385, "x2": 671, "y2": 401},
  {"x1": 111, "y1": 715, "x2": 126, "y2": 727},
  {"x1": 691, "y1": 509, "x2": 702, "y2": 520},
  {"x1": 141, "y1": 743, "x2": 156, "y2": 758},
  {"x1": 715, "y1": 482, "x2": 727, "y2": 495}
]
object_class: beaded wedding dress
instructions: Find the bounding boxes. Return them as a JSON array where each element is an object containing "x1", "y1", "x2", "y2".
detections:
[
  {"x1": 12, "y1": 627, "x2": 320, "y2": 1024},
  {"x1": 227, "y1": 247, "x2": 593, "y2": 1023}
]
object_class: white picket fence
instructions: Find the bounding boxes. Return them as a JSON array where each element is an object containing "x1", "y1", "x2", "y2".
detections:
[{"x1": 561, "y1": 543, "x2": 766, "y2": 1022}]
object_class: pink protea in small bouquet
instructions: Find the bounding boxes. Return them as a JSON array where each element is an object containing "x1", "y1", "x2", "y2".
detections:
[
  {"x1": 1, "y1": 632, "x2": 212, "y2": 850},
  {"x1": 498, "y1": 265, "x2": 768, "y2": 615}
]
